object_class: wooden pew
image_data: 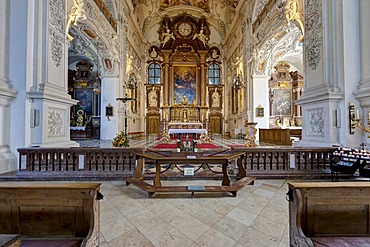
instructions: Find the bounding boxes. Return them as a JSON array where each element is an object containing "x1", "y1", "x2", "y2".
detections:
[
  {"x1": 0, "y1": 183, "x2": 102, "y2": 247},
  {"x1": 287, "y1": 182, "x2": 370, "y2": 247}
]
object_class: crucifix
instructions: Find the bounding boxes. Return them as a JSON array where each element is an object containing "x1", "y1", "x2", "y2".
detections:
[{"x1": 116, "y1": 93, "x2": 136, "y2": 135}]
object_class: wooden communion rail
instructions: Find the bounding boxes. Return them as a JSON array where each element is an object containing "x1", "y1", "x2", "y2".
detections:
[{"x1": 13, "y1": 146, "x2": 337, "y2": 180}]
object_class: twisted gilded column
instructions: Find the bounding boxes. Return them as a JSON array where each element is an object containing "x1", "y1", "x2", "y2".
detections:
[
  {"x1": 162, "y1": 51, "x2": 171, "y2": 106},
  {"x1": 199, "y1": 51, "x2": 207, "y2": 106}
]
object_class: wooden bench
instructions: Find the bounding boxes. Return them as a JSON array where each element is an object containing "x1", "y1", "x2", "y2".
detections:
[
  {"x1": 0, "y1": 183, "x2": 102, "y2": 246},
  {"x1": 287, "y1": 182, "x2": 370, "y2": 247}
]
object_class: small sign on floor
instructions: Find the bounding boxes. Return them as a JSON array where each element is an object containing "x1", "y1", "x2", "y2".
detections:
[{"x1": 184, "y1": 167, "x2": 194, "y2": 176}]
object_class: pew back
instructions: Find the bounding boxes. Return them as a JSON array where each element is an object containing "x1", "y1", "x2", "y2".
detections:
[
  {"x1": 288, "y1": 182, "x2": 370, "y2": 246},
  {"x1": 0, "y1": 183, "x2": 101, "y2": 246}
]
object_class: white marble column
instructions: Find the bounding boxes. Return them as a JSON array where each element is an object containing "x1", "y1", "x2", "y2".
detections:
[{"x1": 0, "y1": 0, "x2": 17, "y2": 173}]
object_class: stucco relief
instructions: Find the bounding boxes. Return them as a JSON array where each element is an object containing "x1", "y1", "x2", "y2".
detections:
[
  {"x1": 253, "y1": 0, "x2": 269, "y2": 21},
  {"x1": 305, "y1": 0, "x2": 322, "y2": 70},
  {"x1": 308, "y1": 108, "x2": 324, "y2": 136},
  {"x1": 49, "y1": 0, "x2": 65, "y2": 32},
  {"x1": 142, "y1": 16, "x2": 152, "y2": 34},
  {"x1": 305, "y1": 0, "x2": 322, "y2": 34},
  {"x1": 218, "y1": 20, "x2": 226, "y2": 35},
  {"x1": 49, "y1": 30, "x2": 64, "y2": 67},
  {"x1": 69, "y1": 29, "x2": 96, "y2": 57},
  {"x1": 305, "y1": 34, "x2": 322, "y2": 70},
  {"x1": 48, "y1": 0, "x2": 65, "y2": 67},
  {"x1": 78, "y1": 23, "x2": 110, "y2": 55},
  {"x1": 48, "y1": 109, "x2": 65, "y2": 137}
]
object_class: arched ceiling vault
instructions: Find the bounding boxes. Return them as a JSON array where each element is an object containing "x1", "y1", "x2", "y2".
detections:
[{"x1": 131, "y1": 0, "x2": 242, "y2": 43}]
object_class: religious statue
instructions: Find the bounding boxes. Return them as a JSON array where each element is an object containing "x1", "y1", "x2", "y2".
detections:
[
  {"x1": 211, "y1": 49, "x2": 219, "y2": 59},
  {"x1": 76, "y1": 109, "x2": 85, "y2": 127},
  {"x1": 275, "y1": 117, "x2": 282, "y2": 128},
  {"x1": 182, "y1": 109, "x2": 188, "y2": 122},
  {"x1": 193, "y1": 29, "x2": 208, "y2": 46},
  {"x1": 149, "y1": 48, "x2": 157, "y2": 58},
  {"x1": 161, "y1": 28, "x2": 175, "y2": 47},
  {"x1": 211, "y1": 89, "x2": 220, "y2": 108},
  {"x1": 148, "y1": 87, "x2": 157, "y2": 107},
  {"x1": 66, "y1": 0, "x2": 87, "y2": 36},
  {"x1": 181, "y1": 95, "x2": 188, "y2": 104},
  {"x1": 290, "y1": 118, "x2": 295, "y2": 126}
]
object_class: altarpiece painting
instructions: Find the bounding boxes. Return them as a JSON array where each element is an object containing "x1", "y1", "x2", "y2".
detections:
[
  {"x1": 273, "y1": 89, "x2": 292, "y2": 116},
  {"x1": 173, "y1": 65, "x2": 197, "y2": 104}
]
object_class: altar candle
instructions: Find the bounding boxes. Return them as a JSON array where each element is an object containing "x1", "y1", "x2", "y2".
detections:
[
  {"x1": 202, "y1": 115, "x2": 204, "y2": 122},
  {"x1": 163, "y1": 111, "x2": 166, "y2": 120},
  {"x1": 355, "y1": 110, "x2": 359, "y2": 120}
]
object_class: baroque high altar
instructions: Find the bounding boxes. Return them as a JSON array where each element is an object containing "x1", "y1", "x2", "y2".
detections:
[{"x1": 145, "y1": 14, "x2": 224, "y2": 135}]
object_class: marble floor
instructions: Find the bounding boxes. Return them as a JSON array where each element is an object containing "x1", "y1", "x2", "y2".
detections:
[
  {"x1": 98, "y1": 178, "x2": 291, "y2": 247},
  {"x1": 78, "y1": 137, "x2": 291, "y2": 246}
]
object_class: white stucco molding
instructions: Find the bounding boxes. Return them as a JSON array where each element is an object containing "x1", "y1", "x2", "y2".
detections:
[
  {"x1": 354, "y1": 78, "x2": 370, "y2": 108},
  {"x1": 27, "y1": 84, "x2": 78, "y2": 105},
  {"x1": 295, "y1": 90, "x2": 343, "y2": 105},
  {"x1": 0, "y1": 78, "x2": 17, "y2": 107}
]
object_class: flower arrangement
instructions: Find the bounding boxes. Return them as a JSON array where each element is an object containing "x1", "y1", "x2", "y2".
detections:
[{"x1": 112, "y1": 131, "x2": 129, "y2": 147}]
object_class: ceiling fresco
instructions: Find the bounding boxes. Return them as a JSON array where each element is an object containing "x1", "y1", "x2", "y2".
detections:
[{"x1": 159, "y1": 0, "x2": 210, "y2": 12}]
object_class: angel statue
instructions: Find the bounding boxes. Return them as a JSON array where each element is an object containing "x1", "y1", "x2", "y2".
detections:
[
  {"x1": 161, "y1": 28, "x2": 175, "y2": 47},
  {"x1": 66, "y1": 0, "x2": 87, "y2": 36},
  {"x1": 193, "y1": 29, "x2": 208, "y2": 46}
]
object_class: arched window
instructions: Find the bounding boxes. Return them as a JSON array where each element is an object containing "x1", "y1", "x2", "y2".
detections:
[
  {"x1": 148, "y1": 63, "x2": 161, "y2": 84},
  {"x1": 208, "y1": 63, "x2": 220, "y2": 84}
]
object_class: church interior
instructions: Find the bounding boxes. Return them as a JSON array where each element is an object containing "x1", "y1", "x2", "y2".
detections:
[{"x1": 1, "y1": 0, "x2": 370, "y2": 246}]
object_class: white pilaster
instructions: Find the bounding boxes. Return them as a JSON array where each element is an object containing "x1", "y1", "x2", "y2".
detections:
[
  {"x1": 296, "y1": 0, "x2": 360, "y2": 147},
  {"x1": 9, "y1": 0, "x2": 78, "y2": 149},
  {"x1": 0, "y1": 0, "x2": 17, "y2": 172},
  {"x1": 252, "y1": 75, "x2": 269, "y2": 141},
  {"x1": 100, "y1": 75, "x2": 119, "y2": 140}
]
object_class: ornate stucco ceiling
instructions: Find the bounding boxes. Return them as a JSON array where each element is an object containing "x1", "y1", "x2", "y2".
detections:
[{"x1": 131, "y1": 0, "x2": 241, "y2": 45}]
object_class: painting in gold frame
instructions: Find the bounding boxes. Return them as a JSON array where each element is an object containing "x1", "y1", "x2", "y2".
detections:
[
  {"x1": 173, "y1": 65, "x2": 197, "y2": 104},
  {"x1": 273, "y1": 89, "x2": 292, "y2": 116}
]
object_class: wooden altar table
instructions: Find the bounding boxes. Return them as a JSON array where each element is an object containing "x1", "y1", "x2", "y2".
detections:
[{"x1": 126, "y1": 151, "x2": 255, "y2": 197}]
